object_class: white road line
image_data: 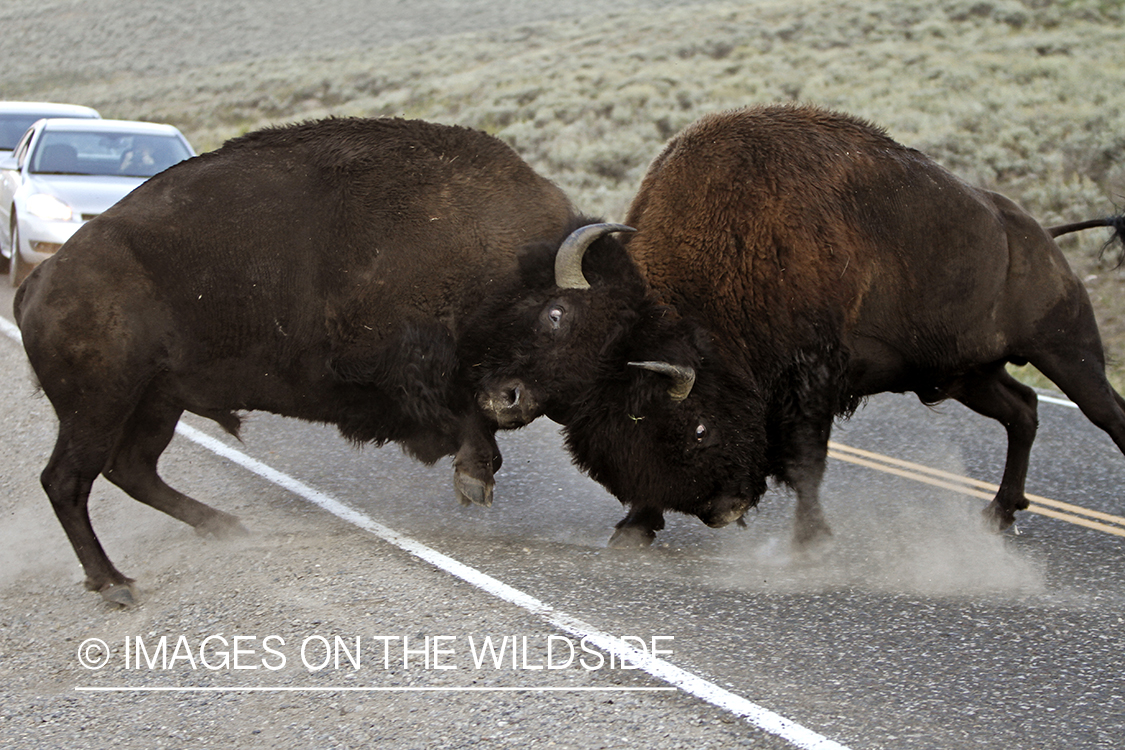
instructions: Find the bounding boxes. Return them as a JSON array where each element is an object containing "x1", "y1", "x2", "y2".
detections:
[
  {"x1": 174, "y1": 423, "x2": 849, "y2": 750},
  {"x1": 1036, "y1": 392, "x2": 1077, "y2": 409},
  {"x1": 0, "y1": 315, "x2": 20, "y2": 342},
  {"x1": 77, "y1": 687, "x2": 678, "y2": 693}
]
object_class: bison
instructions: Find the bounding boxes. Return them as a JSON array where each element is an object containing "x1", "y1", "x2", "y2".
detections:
[
  {"x1": 473, "y1": 103, "x2": 1125, "y2": 548},
  {"x1": 14, "y1": 116, "x2": 628, "y2": 604}
]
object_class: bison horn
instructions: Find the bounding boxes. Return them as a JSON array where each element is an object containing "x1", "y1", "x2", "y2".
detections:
[
  {"x1": 627, "y1": 361, "x2": 696, "y2": 402},
  {"x1": 554, "y1": 223, "x2": 635, "y2": 290}
]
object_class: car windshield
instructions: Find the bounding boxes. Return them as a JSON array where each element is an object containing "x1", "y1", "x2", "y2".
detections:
[{"x1": 30, "y1": 130, "x2": 191, "y2": 177}]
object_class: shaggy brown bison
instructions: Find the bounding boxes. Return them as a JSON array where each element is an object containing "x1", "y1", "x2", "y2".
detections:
[
  {"x1": 474, "y1": 103, "x2": 1125, "y2": 548},
  {"x1": 14, "y1": 116, "x2": 628, "y2": 604}
]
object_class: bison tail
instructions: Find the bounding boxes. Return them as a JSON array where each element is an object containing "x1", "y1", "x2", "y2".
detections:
[
  {"x1": 1101, "y1": 212, "x2": 1125, "y2": 268},
  {"x1": 1046, "y1": 211, "x2": 1125, "y2": 267}
]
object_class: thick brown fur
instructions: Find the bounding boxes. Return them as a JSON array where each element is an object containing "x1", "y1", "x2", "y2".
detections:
[
  {"x1": 14, "y1": 116, "x2": 582, "y2": 603},
  {"x1": 478, "y1": 103, "x2": 1125, "y2": 548},
  {"x1": 605, "y1": 104, "x2": 1125, "y2": 545}
]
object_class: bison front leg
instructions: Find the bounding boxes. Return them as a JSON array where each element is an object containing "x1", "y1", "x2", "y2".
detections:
[
  {"x1": 792, "y1": 481, "x2": 832, "y2": 548},
  {"x1": 781, "y1": 422, "x2": 834, "y2": 549},
  {"x1": 453, "y1": 411, "x2": 502, "y2": 507},
  {"x1": 608, "y1": 504, "x2": 666, "y2": 549}
]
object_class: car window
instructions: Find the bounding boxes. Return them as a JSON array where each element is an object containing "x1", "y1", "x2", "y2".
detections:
[
  {"x1": 12, "y1": 128, "x2": 35, "y2": 166},
  {"x1": 0, "y1": 115, "x2": 43, "y2": 151},
  {"x1": 31, "y1": 131, "x2": 192, "y2": 177}
]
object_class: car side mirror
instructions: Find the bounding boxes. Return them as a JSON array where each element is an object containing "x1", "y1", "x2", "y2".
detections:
[{"x1": 0, "y1": 156, "x2": 18, "y2": 171}]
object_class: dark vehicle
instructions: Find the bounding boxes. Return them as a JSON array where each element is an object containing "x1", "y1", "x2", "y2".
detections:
[
  {"x1": 14, "y1": 116, "x2": 621, "y2": 605},
  {"x1": 474, "y1": 104, "x2": 1125, "y2": 548}
]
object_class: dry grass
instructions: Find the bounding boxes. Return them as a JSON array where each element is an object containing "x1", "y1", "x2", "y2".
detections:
[{"x1": 3, "y1": 0, "x2": 1123, "y2": 388}]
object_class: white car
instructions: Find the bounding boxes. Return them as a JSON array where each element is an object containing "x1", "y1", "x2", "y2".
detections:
[
  {"x1": 0, "y1": 101, "x2": 100, "y2": 158},
  {"x1": 0, "y1": 117, "x2": 194, "y2": 285}
]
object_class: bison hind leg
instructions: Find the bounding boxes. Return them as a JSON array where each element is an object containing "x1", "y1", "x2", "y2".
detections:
[
  {"x1": 40, "y1": 427, "x2": 138, "y2": 602},
  {"x1": 1028, "y1": 344, "x2": 1125, "y2": 461},
  {"x1": 104, "y1": 397, "x2": 248, "y2": 539},
  {"x1": 98, "y1": 581, "x2": 139, "y2": 607},
  {"x1": 943, "y1": 365, "x2": 1038, "y2": 532}
]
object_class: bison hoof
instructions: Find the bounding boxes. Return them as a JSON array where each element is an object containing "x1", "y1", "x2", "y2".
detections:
[
  {"x1": 455, "y1": 473, "x2": 494, "y2": 508},
  {"x1": 195, "y1": 513, "x2": 250, "y2": 540},
  {"x1": 607, "y1": 525, "x2": 657, "y2": 549},
  {"x1": 981, "y1": 501, "x2": 1017, "y2": 532},
  {"x1": 99, "y1": 581, "x2": 139, "y2": 607},
  {"x1": 793, "y1": 518, "x2": 833, "y2": 550}
]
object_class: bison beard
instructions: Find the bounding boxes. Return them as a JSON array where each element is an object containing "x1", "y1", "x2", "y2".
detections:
[
  {"x1": 12, "y1": 116, "x2": 615, "y2": 606},
  {"x1": 479, "y1": 103, "x2": 1125, "y2": 550}
]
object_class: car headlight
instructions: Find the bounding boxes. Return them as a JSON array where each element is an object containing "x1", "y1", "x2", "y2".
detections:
[{"x1": 25, "y1": 193, "x2": 74, "y2": 222}]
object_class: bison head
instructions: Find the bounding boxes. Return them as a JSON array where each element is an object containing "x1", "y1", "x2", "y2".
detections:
[
  {"x1": 560, "y1": 338, "x2": 770, "y2": 530},
  {"x1": 461, "y1": 220, "x2": 658, "y2": 426},
  {"x1": 462, "y1": 221, "x2": 771, "y2": 529}
]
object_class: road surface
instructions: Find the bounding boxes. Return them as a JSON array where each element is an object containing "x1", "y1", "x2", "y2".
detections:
[{"x1": 2, "y1": 277, "x2": 1123, "y2": 749}]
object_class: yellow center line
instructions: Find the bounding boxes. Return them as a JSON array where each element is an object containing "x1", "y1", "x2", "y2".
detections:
[{"x1": 827, "y1": 441, "x2": 1125, "y2": 539}]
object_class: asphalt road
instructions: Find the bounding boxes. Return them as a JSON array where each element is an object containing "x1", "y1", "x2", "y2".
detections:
[{"x1": 3, "y1": 273, "x2": 1124, "y2": 749}]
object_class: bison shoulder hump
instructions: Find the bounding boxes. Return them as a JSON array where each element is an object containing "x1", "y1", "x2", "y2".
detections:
[{"x1": 218, "y1": 117, "x2": 532, "y2": 176}]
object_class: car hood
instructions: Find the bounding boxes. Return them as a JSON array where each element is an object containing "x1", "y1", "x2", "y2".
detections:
[{"x1": 26, "y1": 173, "x2": 147, "y2": 217}]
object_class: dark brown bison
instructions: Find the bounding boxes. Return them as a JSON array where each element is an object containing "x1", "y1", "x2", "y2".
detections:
[
  {"x1": 14, "y1": 116, "x2": 627, "y2": 604},
  {"x1": 474, "y1": 103, "x2": 1125, "y2": 548}
]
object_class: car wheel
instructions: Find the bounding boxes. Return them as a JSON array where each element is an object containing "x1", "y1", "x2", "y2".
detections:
[{"x1": 10, "y1": 220, "x2": 29, "y2": 287}]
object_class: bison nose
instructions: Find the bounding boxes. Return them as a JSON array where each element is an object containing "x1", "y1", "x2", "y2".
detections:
[
  {"x1": 698, "y1": 495, "x2": 752, "y2": 528},
  {"x1": 478, "y1": 379, "x2": 541, "y2": 428}
]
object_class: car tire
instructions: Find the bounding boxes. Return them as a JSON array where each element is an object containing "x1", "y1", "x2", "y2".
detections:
[
  {"x1": 10, "y1": 220, "x2": 29, "y2": 287},
  {"x1": 0, "y1": 214, "x2": 9, "y2": 276}
]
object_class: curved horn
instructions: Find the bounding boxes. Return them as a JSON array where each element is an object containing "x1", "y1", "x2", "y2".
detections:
[
  {"x1": 554, "y1": 223, "x2": 636, "y2": 290},
  {"x1": 628, "y1": 361, "x2": 696, "y2": 402}
]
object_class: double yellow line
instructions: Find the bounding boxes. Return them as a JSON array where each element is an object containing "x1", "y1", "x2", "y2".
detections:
[{"x1": 827, "y1": 441, "x2": 1125, "y2": 539}]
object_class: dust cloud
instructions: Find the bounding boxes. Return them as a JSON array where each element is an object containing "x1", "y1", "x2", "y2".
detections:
[{"x1": 716, "y1": 482, "x2": 1046, "y2": 599}]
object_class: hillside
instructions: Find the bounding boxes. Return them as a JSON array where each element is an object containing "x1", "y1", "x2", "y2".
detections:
[{"x1": 3, "y1": 0, "x2": 1123, "y2": 387}]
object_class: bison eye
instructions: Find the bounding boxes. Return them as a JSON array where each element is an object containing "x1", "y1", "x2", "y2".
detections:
[
  {"x1": 537, "y1": 301, "x2": 572, "y2": 335},
  {"x1": 545, "y1": 305, "x2": 566, "y2": 330},
  {"x1": 695, "y1": 423, "x2": 708, "y2": 442}
]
